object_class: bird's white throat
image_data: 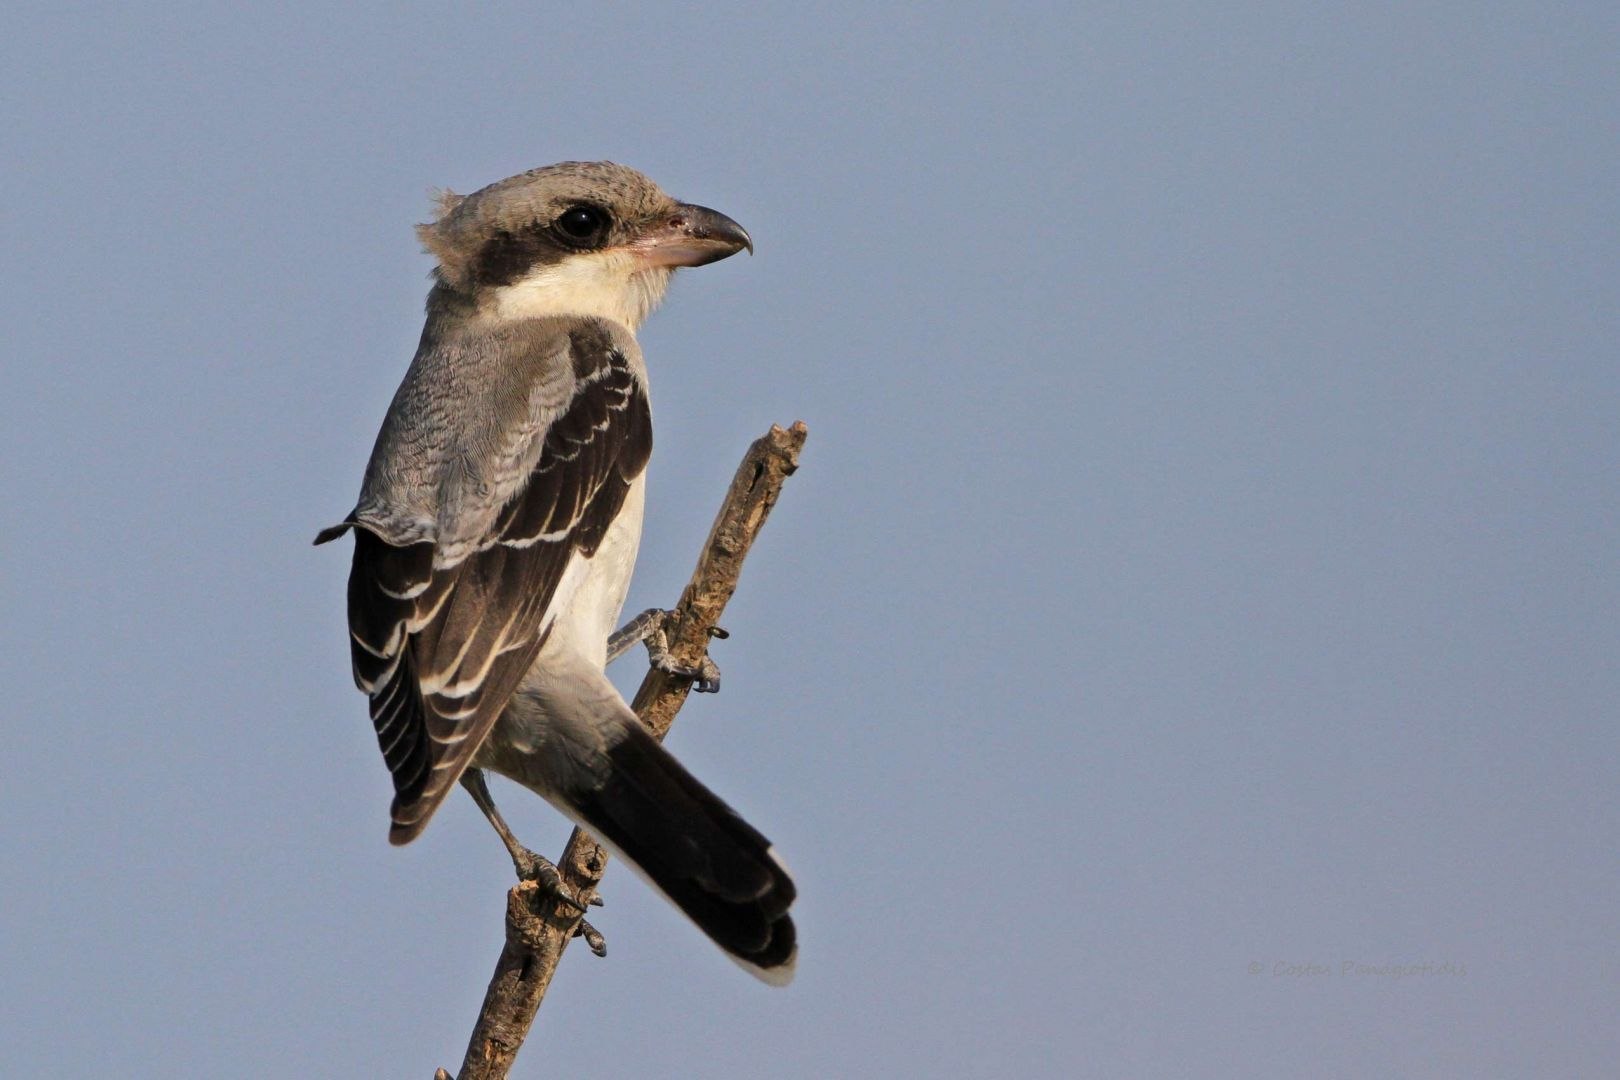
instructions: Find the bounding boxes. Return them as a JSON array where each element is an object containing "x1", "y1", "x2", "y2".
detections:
[{"x1": 488, "y1": 249, "x2": 671, "y2": 331}]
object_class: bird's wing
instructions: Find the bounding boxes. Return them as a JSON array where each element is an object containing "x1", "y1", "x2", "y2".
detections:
[{"x1": 323, "y1": 321, "x2": 652, "y2": 844}]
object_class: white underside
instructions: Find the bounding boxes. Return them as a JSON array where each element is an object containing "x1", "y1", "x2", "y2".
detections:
[{"x1": 543, "y1": 471, "x2": 645, "y2": 669}]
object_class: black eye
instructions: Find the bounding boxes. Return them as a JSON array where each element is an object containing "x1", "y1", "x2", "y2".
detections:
[{"x1": 554, "y1": 204, "x2": 610, "y2": 246}]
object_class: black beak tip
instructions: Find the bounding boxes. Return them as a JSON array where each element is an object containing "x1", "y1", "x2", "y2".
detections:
[{"x1": 680, "y1": 203, "x2": 753, "y2": 258}]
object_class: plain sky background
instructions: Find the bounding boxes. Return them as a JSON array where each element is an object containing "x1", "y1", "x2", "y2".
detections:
[{"x1": 3, "y1": 3, "x2": 1616, "y2": 1077}]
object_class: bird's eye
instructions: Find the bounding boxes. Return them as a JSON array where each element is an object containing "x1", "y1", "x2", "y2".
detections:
[{"x1": 553, "y1": 204, "x2": 610, "y2": 246}]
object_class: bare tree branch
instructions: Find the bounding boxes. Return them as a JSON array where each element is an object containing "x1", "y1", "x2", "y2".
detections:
[{"x1": 445, "y1": 421, "x2": 809, "y2": 1080}]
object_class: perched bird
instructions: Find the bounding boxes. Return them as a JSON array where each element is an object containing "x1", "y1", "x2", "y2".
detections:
[{"x1": 316, "y1": 161, "x2": 796, "y2": 983}]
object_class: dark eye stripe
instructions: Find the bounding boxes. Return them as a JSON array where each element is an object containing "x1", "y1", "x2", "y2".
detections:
[
  {"x1": 466, "y1": 204, "x2": 614, "y2": 290},
  {"x1": 470, "y1": 223, "x2": 559, "y2": 289}
]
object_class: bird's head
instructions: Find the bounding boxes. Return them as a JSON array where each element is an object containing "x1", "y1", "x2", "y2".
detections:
[{"x1": 416, "y1": 161, "x2": 752, "y2": 329}]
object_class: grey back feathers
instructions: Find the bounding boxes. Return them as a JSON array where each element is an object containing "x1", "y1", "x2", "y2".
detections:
[{"x1": 354, "y1": 318, "x2": 646, "y2": 558}]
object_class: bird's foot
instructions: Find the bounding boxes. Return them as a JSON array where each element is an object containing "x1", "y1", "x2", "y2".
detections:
[
  {"x1": 512, "y1": 848, "x2": 604, "y2": 916},
  {"x1": 514, "y1": 862, "x2": 608, "y2": 957},
  {"x1": 609, "y1": 608, "x2": 725, "y2": 692},
  {"x1": 650, "y1": 651, "x2": 722, "y2": 693},
  {"x1": 647, "y1": 621, "x2": 725, "y2": 693}
]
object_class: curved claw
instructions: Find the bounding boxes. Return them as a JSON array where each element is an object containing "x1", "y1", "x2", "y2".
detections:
[
  {"x1": 574, "y1": 918, "x2": 607, "y2": 957},
  {"x1": 693, "y1": 655, "x2": 722, "y2": 694}
]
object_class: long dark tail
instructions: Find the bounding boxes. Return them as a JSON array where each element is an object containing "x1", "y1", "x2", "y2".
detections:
[{"x1": 566, "y1": 721, "x2": 798, "y2": 984}]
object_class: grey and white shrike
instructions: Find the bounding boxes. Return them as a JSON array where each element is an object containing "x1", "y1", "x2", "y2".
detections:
[{"x1": 316, "y1": 161, "x2": 796, "y2": 983}]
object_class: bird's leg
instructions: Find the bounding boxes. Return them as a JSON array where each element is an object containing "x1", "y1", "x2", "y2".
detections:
[
  {"x1": 606, "y1": 608, "x2": 667, "y2": 663},
  {"x1": 606, "y1": 608, "x2": 724, "y2": 693},
  {"x1": 459, "y1": 769, "x2": 604, "y2": 929}
]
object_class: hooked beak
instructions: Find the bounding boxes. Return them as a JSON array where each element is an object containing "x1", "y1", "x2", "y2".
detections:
[{"x1": 632, "y1": 203, "x2": 754, "y2": 268}]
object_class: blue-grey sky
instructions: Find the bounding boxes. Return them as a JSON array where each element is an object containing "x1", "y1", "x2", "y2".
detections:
[{"x1": 4, "y1": 4, "x2": 1617, "y2": 1077}]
